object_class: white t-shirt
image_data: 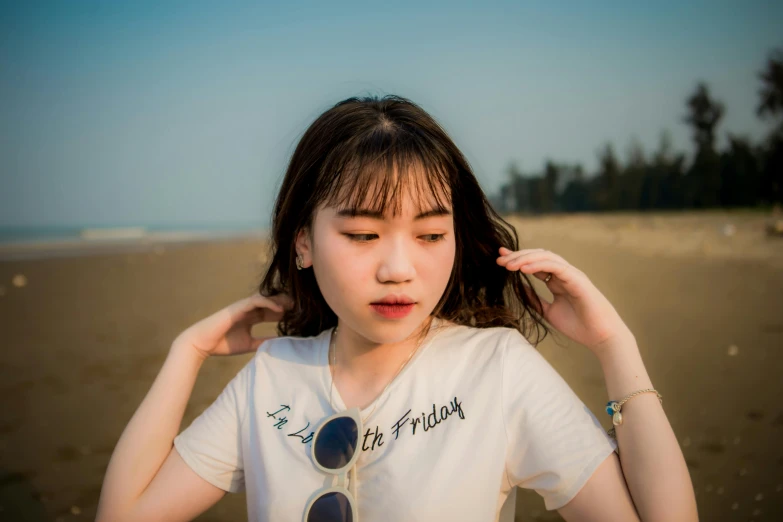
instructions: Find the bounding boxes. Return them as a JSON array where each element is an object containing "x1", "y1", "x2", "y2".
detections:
[{"x1": 174, "y1": 318, "x2": 618, "y2": 521}]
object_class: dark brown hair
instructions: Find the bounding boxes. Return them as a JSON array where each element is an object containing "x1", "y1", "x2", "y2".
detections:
[{"x1": 258, "y1": 95, "x2": 550, "y2": 345}]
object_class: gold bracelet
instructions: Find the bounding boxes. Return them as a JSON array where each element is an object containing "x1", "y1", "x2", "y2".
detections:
[{"x1": 606, "y1": 388, "x2": 662, "y2": 440}]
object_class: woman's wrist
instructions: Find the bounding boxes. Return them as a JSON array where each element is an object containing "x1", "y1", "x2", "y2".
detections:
[
  {"x1": 171, "y1": 337, "x2": 210, "y2": 365},
  {"x1": 587, "y1": 326, "x2": 635, "y2": 358},
  {"x1": 596, "y1": 336, "x2": 655, "y2": 400}
]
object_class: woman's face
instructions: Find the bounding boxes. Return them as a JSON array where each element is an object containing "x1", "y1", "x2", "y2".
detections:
[{"x1": 298, "y1": 181, "x2": 456, "y2": 344}]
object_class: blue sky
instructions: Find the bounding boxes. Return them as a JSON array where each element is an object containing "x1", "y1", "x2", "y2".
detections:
[{"x1": 1, "y1": 1, "x2": 781, "y2": 229}]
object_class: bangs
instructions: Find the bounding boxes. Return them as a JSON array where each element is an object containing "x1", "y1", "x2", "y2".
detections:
[{"x1": 318, "y1": 126, "x2": 454, "y2": 216}]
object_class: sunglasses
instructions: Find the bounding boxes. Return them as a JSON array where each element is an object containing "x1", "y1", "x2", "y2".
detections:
[{"x1": 303, "y1": 408, "x2": 362, "y2": 522}]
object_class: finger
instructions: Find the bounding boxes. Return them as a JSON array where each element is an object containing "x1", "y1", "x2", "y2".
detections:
[
  {"x1": 516, "y1": 259, "x2": 572, "y2": 283},
  {"x1": 501, "y1": 250, "x2": 547, "y2": 267},
  {"x1": 498, "y1": 249, "x2": 551, "y2": 270},
  {"x1": 501, "y1": 252, "x2": 552, "y2": 270},
  {"x1": 498, "y1": 247, "x2": 544, "y2": 259},
  {"x1": 249, "y1": 293, "x2": 284, "y2": 312},
  {"x1": 509, "y1": 250, "x2": 572, "y2": 270},
  {"x1": 249, "y1": 305, "x2": 283, "y2": 321},
  {"x1": 497, "y1": 248, "x2": 544, "y2": 263},
  {"x1": 261, "y1": 308, "x2": 284, "y2": 323},
  {"x1": 252, "y1": 291, "x2": 293, "y2": 311},
  {"x1": 232, "y1": 297, "x2": 281, "y2": 322},
  {"x1": 269, "y1": 293, "x2": 295, "y2": 310}
]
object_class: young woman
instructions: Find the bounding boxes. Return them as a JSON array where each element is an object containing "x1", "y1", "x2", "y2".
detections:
[{"x1": 97, "y1": 96, "x2": 698, "y2": 521}]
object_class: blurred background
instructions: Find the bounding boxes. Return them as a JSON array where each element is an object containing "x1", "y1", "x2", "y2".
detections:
[{"x1": 1, "y1": 1, "x2": 782, "y2": 521}]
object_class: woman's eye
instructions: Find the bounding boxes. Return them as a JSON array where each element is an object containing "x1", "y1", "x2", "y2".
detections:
[
  {"x1": 343, "y1": 233, "x2": 445, "y2": 243},
  {"x1": 344, "y1": 234, "x2": 377, "y2": 242}
]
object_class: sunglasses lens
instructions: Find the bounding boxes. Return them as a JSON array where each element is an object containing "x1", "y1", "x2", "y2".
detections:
[
  {"x1": 307, "y1": 491, "x2": 353, "y2": 522},
  {"x1": 314, "y1": 416, "x2": 358, "y2": 470}
]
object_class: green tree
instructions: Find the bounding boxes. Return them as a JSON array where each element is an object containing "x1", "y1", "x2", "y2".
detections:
[
  {"x1": 720, "y1": 135, "x2": 762, "y2": 207},
  {"x1": 505, "y1": 161, "x2": 525, "y2": 212},
  {"x1": 594, "y1": 143, "x2": 621, "y2": 210},
  {"x1": 684, "y1": 82, "x2": 724, "y2": 150},
  {"x1": 757, "y1": 48, "x2": 783, "y2": 204},
  {"x1": 649, "y1": 130, "x2": 686, "y2": 209},
  {"x1": 542, "y1": 160, "x2": 559, "y2": 212},
  {"x1": 560, "y1": 165, "x2": 589, "y2": 212},
  {"x1": 758, "y1": 48, "x2": 783, "y2": 130},
  {"x1": 683, "y1": 82, "x2": 724, "y2": 207},
  {"x1": 620, "y1": 137, "x2": 646, "y2": 210}
]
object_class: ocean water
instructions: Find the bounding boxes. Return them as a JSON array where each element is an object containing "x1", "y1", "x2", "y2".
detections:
[
  {"x1": 0, "y1": 223, "x2": 269, "y2": 261},
  {"x1": 0, "y1": 223, "x2": 267, "y2": 245}
]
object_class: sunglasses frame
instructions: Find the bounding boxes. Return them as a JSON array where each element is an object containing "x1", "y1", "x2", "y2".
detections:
[{"x1": 303, "y1": 407, "x2": 362, "y2": 522}]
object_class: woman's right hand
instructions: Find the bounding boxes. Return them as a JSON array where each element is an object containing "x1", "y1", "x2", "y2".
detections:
[{"x1": 173, "y1": 292, "x2": 293, "y2": 360}]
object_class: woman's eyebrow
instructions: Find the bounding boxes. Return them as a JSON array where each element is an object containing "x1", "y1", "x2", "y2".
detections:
[{"x1": 335, "y1": 207, "x2": 452, "y2": 220}]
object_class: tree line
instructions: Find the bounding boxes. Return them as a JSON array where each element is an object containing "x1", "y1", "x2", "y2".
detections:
[{"x1": 490, "y1": 48, "x2": 783, "y2": 214}]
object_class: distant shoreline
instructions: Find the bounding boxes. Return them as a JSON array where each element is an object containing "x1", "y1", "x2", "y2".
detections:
[{"x1": 0, "y1": 229, "x2": 268, "y2": 261}]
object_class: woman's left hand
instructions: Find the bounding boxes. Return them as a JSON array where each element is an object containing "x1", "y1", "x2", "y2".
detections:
[{"x1": 497, "y1": 246, "x2": 634, "y2": 355}]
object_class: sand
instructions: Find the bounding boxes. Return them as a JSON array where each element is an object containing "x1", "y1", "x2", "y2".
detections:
[{"x1": 0, "y1": 210, "x2": 781, "y2": 521}]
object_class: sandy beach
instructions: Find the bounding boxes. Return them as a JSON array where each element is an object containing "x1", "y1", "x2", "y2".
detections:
[{"x1": 1, "y1": 210, "x2": 781, "y2": 521}]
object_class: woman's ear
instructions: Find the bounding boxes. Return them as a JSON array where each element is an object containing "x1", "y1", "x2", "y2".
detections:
[{"x1": 294, "y1": 228, "x2": 313, "y2": 268}]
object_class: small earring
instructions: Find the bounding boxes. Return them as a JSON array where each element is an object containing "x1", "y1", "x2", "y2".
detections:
[{"x1": 296, "y1": 254, "x2": 304, "y2": 270}]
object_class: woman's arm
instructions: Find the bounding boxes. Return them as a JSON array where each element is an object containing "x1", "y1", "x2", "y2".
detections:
[
  {"x1": 96, "y1": 342, "x2": 225, "y2": 522},
  {"x1": 582, "y1": 333, "x2": 698, "y2": 521},
  {"x1": 496, "y1": 247, "x2": 698, "y2": 520},
  {"x1": 96, "y1": 292, "x2": 287, "y2": 521}
]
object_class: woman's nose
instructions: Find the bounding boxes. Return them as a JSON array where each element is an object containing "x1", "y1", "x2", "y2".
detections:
[{"x1": 376, "y1": 238, "x2": 416, "y2": 283}]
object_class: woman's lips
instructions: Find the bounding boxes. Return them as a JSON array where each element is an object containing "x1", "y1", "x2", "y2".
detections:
[{"x1": 370, "y1": 303, "x2": 415, "y2": 319}]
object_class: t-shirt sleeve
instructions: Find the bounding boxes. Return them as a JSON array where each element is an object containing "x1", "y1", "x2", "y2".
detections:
[
  {"x1": 501, "y1": 329, "x2": 618, "y2": 511},
  {"x1": 173, "y1": 357, "x2": 254, "y2": 493}
]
